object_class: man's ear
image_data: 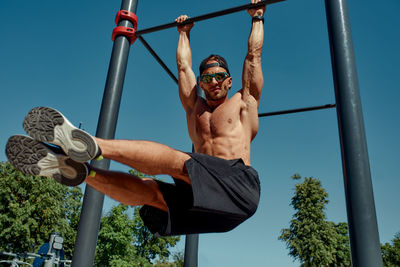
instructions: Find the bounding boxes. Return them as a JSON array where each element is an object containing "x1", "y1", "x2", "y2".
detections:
[
  {"x1": 228, "y1": 77, "x2": 233, "y2": 89},
  {"x1": 196, "y1": 78, "x2": 205, "y2": 93}
]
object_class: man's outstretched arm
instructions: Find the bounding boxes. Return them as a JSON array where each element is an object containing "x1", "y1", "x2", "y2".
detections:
[
  {"x1": 176, "y1": 15, "x2": 197, "y2": 113},
  {"x1": 242, "y1": 0, "x2": 265, "y2": 106}
]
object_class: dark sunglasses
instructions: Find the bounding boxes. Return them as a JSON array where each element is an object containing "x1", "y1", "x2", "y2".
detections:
[{"x1": 199, "y1": 72, "x2": 230, "y2": 83}]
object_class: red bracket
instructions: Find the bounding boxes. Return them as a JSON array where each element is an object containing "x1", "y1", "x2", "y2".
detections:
[
  {"x1": 115, "y1": 10, "x2": 138, "y2": 29},
  {"x1": 112, "y1": 10, "x2": 138, "y2": 45},
  {"x1": 112, "y1": 26, "x2": 137, "y2": 44}
]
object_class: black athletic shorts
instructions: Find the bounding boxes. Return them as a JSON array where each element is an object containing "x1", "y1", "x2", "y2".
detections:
[{"x1": 139, "y1": 153, "x2": 261, "y2": 236}]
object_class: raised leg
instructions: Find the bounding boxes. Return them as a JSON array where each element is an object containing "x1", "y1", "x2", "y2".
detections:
[
  {"x1": 21, "y1": 107, "x2": 189, "y2": 183},
  {"x1": 95, "y1": 138, "x2": 191, "y2": 184},
  {"x1": 87, "y1": 167, "x2": 168, "y2": 212}
]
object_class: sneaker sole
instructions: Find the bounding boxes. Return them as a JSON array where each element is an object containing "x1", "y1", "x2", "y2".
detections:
[
  {"x1": 5, "y1": 135, "x2": 87, "y2": 186},
  {"x1": 23, "y1": 107, "x2": 98, "y2": 163}
]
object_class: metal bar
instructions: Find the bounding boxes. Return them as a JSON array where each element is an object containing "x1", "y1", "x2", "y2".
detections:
[
  {"x1": 258, "y1": 104, "x2": 336, "y2": 117},
  {"x1": 139, "y1": 33, "x2": 335, "y2": 119},
  {"x1": 71, "y1": 0, "x2": 138, "y2": 266},
  {"x1": 135, "y1": 0, "x2": 284, "y2": 36},
  {"x1": 138, "y1": 36, "x2": 178, "y2": 84},
  {"x1": 183, "y1": 90, "x2": 204, "y2": 267},
  {"x1": 184, "y1": 234, "x2": 199, "y2": 267},
  {"x1": 324, "y1": 0, "x2": 382, "y2": 266},
  {"x1": 137, "y1": 34, "x2": 336, "y2": 121}
]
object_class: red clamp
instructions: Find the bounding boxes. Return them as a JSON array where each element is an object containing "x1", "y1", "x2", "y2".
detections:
[
  {"x1": 112, "y1": 26, "x2": 137, "y2": 44},
  {"x1": 115, "y1": 10, "x2": 138, "y2": 29},
  {"x1": 112, "y1": 10, "x2": 138, "y2": 44}
]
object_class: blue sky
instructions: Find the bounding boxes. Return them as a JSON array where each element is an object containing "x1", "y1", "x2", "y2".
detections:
[{"x1": 1, "y1": 0, "x2": 399, "y2": 266}]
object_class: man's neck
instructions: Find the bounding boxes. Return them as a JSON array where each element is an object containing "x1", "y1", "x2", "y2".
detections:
[{"x1": 206, "y1": 96, "x2": 228, "y2": 110}]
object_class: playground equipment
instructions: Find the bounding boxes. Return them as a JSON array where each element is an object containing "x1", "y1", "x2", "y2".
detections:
[
  {"x1": 70, "y1": 0, "x2": 383, "y2": 266},
  {"x1": 0, "y1": 233, "x2": 71, "y2": 267}
]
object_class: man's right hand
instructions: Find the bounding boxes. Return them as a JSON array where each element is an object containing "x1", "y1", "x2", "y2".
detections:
[
  {"x1": 248, "y1": 0, "x2": 266, "y2": 18},
  {"x1": 176, "y1": 15, "x2": 194, "y2": 33}
]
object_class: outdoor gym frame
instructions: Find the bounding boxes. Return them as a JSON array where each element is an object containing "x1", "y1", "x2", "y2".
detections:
[{"x1": 71, "y1": 0, "x2": 383, "y2": 267}]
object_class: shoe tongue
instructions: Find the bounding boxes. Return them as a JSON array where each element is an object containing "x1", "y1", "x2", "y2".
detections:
[{"x1": 42, "y1": 142, "x2": 66, "y2": 155}]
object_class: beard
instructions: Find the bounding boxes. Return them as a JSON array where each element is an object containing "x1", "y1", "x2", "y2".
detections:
[{"x1": 204, "y1": 87, "x2": 229, "y2": 101}]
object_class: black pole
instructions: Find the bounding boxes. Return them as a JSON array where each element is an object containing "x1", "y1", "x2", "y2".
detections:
[
  {"x1": 325, "y1": 0, "x2": 382, "y2": 266},
  {"x1": 135, "y1": 0, "x2": 284, "y2": 36},
  {"x1": 71, "y1": 0, "x2": 138, "y2": 266},
  {"x1": 183, "y1": 89, "x2": 203, "y2": 267},
  {"x1": 258, "y1": 103, "x2": 336, "y2": 117},
  {"x1": 138, "y1": 36, "x2": 178, "y2": 84},
  {"x1": 184, "y1": 234, "x2": 199, "y2": 267}
]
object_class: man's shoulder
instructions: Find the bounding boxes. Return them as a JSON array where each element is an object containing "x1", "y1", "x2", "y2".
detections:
[
  {"x1": 235, "y1": 88, "x2": 258, "y2": 106},
  {"x1": 230, "y1": 89, "x2": 257, "y2": 107},
  {"x1": 229, "y1": 89, "x2": 244, "y2": 101}
]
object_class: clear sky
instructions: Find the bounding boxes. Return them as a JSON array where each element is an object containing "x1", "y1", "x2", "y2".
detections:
[{"x1": 1, "y1": 0, "x2": 399, "y2": 266}]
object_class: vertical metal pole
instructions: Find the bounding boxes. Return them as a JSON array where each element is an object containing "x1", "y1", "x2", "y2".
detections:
[
  {"x1": 183, "y1": 87, "x2": 203, "y2": 267},
  {"x1": 184, "y1": 235, "x2": 199, "y2": 267},
  {"x1": 71, "y1": 0, "x2": 138, "y2": 266},
  {"x1": 324, "y1": 0, "x2": 382, "y2": 266}
]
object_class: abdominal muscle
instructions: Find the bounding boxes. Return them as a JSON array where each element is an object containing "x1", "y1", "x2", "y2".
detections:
[
  {"x1": 193, "y1": 134, "x2": 252, "y2": 166},
  {"x1": 188, "y1": 95, "x2": 256, "y2": 166}
]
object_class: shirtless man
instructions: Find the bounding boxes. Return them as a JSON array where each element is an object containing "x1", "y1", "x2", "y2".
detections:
[{"x1": 6, "y1": 0, "x2": 265, "y2": 236}]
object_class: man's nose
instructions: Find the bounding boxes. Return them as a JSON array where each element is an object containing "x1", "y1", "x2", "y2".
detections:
[{"x1": 210, "y1": 77, "x2": 219, "y2": 84}]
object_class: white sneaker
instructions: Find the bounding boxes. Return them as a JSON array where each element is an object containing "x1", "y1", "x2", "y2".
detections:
[
  {"x1": 6, "y1": 135, "x2": 88, "y2": 186},
  {"x1": 23, "y1": 106, "x2": 101, "y2": 163}
]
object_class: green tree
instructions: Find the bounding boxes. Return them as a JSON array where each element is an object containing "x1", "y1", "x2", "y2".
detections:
[
  {"x1": 279, "y1": 175, "x2": 351, "y2": 266},
  {"x1": 381, "y1": 232, "x2": 400, "y2": 267},
  {"x1": 95, "y1": 204, "x2": 148, "y2": 266},
  {"x1": 0, "y1": 162, "x2": 182, "y2": 265},
  {"x1": 331, "y1": 222, "x2": 351, "y2": 266},
  {"x1": 0, "y1": 161, "x2": 82, "y2": 258},
  {"x1": 154, "y1": 251, "x2": 184, "y2": 267}
]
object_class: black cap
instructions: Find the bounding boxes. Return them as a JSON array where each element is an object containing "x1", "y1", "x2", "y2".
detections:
[{"x1": 199, "y1": 55, "x2": 230, "y2": 75}]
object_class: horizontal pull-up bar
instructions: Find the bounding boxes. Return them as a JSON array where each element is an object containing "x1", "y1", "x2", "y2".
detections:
[
  {"x1": 135, "y1": 0, "x2": 285, "y2": 36},
  {"x1": 138, "y1": 35, "x2": 335, "y2": 119},
  {"x1": 258, "y1": 104, "x2": 336, "y2": 117}
]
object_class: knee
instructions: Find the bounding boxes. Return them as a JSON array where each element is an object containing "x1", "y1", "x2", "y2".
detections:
[
  {"x1": 170, "y1": 154, "x2": 191, "y2": 183},
  {"x1": 142, "y1": 178, "x2": 168, "y2": 211}
]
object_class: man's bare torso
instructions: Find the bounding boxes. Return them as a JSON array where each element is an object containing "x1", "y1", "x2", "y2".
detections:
[{"x1": 186, "y1": 90, "x2": 259, "y2": 166}]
